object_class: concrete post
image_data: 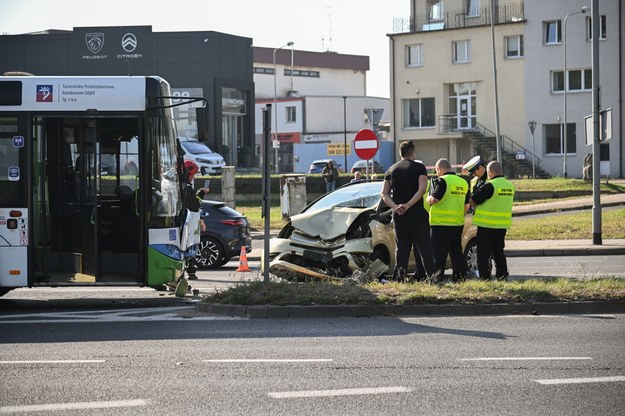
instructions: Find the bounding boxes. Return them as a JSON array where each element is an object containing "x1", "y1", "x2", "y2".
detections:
[{"x1": 221, "y1": 166, "x2": 235, "y2": 208}]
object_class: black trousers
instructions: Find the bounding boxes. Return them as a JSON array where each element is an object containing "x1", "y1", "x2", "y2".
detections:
[
  {"x1": 393, "y1": 211, "x2": 435, "y2": 280},
  {"x1": 476, "y1": 226, "x2": 508, "y2": 279},
  {"x1": 431, "y1": 225, "x2": 466, "y2": 280}
]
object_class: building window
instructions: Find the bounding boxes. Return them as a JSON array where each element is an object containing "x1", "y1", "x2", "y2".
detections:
[
  {"x1": 407, "y1": 44, "x2": 423, "y2": 67},
  {"x1": 586, "y1": 15, "x2": 607, "y2": 40},
  {"x1": 544, "y1": 20, "x2": 561, "y2": 44},
  {"x1": 505, "y1": 35, "x2": 524, "y2": 58},
  {"x1": 427, "y1": 0, "x2": 443, "y2": 20},
  {"x1": 284, "y1": 69, "x2": 320, "y2": 78},
  {"x1": 286, "y1": 106, "x2": 296, "y2": 123},
  {"x1": 544, "y1": 123, "x2": 576, "y2": 155},
  {"x1": 453, "y1": 40, "x2": 470, "y2": 63},
  {"x1": 466, "y1": 0, "x2": 480, "y2": 17},
  {"x1": 551, "y1": 69, "x2": 592, "y2": 93},
  {"x1": 253, "y1": 67, "x2": 275, "y2": 75},
  {"x1": 403, "y1": 98, "x2": 435, "y2": 128}
]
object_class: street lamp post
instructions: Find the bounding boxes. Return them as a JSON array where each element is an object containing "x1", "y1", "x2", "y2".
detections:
[
  {"x1": 563, "y1": 5, "x2": 589, "y2": 178},
  {"x1": 528, "y1": 120, "x2": 537, "y2": 179},
  {"x1": 273, "y1": 41, "x2": 294, "y2": 174}
]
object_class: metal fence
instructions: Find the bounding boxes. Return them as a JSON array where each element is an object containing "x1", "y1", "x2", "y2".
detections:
[{"x1": 393, "y1": 2, "x2": 524, "y2": 34}]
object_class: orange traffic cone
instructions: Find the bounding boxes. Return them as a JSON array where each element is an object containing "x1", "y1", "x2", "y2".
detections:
[{"x1": 236, "y1": 246, "x2": 251, "y2": 272}]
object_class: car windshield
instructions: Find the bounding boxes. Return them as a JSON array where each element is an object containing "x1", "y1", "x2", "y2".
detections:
[
  {"x1": 181, "y1": 141, "x2": 214, "y2": 155},
  {"x1": 304, "y1": 181, "x2": 383, "y2": 213}
]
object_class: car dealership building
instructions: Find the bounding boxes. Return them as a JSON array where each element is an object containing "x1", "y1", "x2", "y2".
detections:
[{"x1": 0, "y1": 26, "x2": 255, "y2": 166}]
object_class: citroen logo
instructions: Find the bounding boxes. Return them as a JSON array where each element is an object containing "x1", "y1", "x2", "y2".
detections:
[{"x1": 121, "y1": 33, "x2": 137, "y2": 52}]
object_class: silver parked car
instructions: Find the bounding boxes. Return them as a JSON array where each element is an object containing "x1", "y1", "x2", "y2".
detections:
[{"x1": 267, "y1": 180, "x2": 481, "y2": 281}]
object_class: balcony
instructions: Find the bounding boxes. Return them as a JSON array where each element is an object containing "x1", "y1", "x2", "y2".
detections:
[{"x1": 392, "y1": 2, "x2": 525, "y2": 34}]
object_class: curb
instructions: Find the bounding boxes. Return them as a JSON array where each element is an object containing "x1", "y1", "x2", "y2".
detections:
[
  {"x1": 196, "y1": 300, "x2": 625, "y2": 319},
  {"x1": 505, "y1": 247, "x2": 625, "y2": 257}
]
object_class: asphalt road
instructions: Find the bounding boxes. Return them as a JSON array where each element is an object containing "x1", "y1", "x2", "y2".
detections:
[{"x1": 0, "y1": 314, "x2": 623, "y2": 415}]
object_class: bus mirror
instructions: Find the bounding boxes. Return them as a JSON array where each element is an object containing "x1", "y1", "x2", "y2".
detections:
[{"x1": 196, "y1": 106, "x2": 209, "y2": 141}]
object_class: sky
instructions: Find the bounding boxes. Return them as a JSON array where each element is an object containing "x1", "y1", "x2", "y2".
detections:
[{"x1": 0, "y1": 0, "x2": 410, "y2": 98}]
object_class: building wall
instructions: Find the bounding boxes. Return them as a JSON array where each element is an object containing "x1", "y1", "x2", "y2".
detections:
[
  {"x1": 254, "y1": 66, "x2": 366, "y2": 99},
  {"x1": 391, "y1": 15, "x2": 525, "y2": 167},
  {"x1": 525, "y1": 0, "x2": 622, "y2": 178}
]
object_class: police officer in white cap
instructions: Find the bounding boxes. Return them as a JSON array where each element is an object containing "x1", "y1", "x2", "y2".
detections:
[{"x1": 463, "y1": 155, "x2": 487, "y2": 193}]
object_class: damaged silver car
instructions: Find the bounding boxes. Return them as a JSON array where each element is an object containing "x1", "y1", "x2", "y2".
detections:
[{"x1": 268, "y1": 181, "x2": 480, "y2": 281}]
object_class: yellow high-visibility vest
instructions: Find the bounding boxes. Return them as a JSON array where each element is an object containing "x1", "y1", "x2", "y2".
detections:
[
  {"x1": 429, "y1": 174, "x2": 467, "y2": 226},
  {"x1": 473, "y1": 176, "x2": 515, "y2": 229}
]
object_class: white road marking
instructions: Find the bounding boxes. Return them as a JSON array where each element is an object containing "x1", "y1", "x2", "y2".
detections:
[
  {"x1": 268, "y1": 386, "x2": 411, "y2": 399},
  {"x1": 0, "y1": 360, "x2": 105, "y2": 364},
  {"x1": 460, "y1": 357, "x2": 592, "y2": 361},
  {"x1": 0, "y1": 399, "x2": 148, "y2": 413},
  {"x1": 204, "y1": 359, "x2": 333, "y2": 363},
  {"x1": 0, "y1": 306, "x2": 245, "y2": 323},
  {"x1": 535, "y1": 376, "x2": 625, "y2": 385}
]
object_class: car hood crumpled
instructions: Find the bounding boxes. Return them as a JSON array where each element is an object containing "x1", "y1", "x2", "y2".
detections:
[{"x1": 289, "y1": 207, "x2": 367, "y2": 240}]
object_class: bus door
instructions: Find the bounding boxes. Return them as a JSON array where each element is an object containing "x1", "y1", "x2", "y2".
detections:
[
  {"x1": 0, "y1": 115, "x2": 29, "y2": 291},
  {"x1": 35, "y1": 116, "x2": 141, "y2": 284}
]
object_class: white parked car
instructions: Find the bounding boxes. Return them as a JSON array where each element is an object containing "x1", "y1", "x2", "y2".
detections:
[{"x1": 178, "y1": 136, "x2": 226, "y2": 175}]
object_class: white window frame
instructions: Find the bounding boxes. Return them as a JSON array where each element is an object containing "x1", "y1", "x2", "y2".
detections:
[
  {"x1": 286, "y1": 106, "x2": 296, "y2": 123},
  {"x1": 504, "y1": 35, "x2": 524, "y2": 58},
  {"x1": 452, "y1": 40, "x2": 470, "y2": 63},
  {"x1": 551, "y1": 69, "x2": 592, "y2": 93},
  {"x1": 544, "y1": 20, "x2": 562, "y2": 45},
  {"x1": 407, "y1": 44, "x2": 423, "y2": 67},
  {"x1": 466, "y1": 0, "x2": 480, "y2": 17},
  {"x1": 427, "y1": 0, "x2": 443, "y2": 20},
  {"x1": 586, "y1": 15, "x2": 607, "y2": 40}
]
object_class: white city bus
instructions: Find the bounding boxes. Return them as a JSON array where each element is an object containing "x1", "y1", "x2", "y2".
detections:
[{"x1": 0, "y1": 75, "x2": 204, "y2": 296}]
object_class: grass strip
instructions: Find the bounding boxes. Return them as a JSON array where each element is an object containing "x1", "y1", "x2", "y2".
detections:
[{"x1": 203, "y1": 278, "x2": 625, "y2": 306}]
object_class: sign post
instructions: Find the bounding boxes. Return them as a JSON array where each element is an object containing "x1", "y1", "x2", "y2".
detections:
[{"x1": 353, "y1": 129, "x2": 379, "y2": 179}]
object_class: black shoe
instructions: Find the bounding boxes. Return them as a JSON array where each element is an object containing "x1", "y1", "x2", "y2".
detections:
[
  {"x1": 187, "y1": 274, "x2": 198, "y2": 280},
  {"x1": 496, "y1": 273, "x2": 509, "y2": 281}
]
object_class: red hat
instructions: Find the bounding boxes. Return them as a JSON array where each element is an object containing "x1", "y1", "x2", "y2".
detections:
[{"x1": 183, "y1": 160, "x2": 199, "y2": 176}]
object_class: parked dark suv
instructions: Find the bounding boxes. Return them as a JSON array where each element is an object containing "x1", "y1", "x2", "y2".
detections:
[{"x1": 195, "y1": 200, "x2": 252, "y2": 269}]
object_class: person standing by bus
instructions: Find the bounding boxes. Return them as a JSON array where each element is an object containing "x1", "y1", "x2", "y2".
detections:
[
  {"x1": 427, "y1": 158, "x2": 470, "y2": 282},
  {"x1": 182, "y1": 160, "x2": 208, "y2": 281},
  {"x1": 469, "y1": 161, "x2": 515, "y2": 281}
]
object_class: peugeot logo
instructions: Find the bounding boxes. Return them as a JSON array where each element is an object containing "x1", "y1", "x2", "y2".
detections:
[
  {"x1": 85, "y1": 33, "x2": 105, "y2": 54},
  {"x1": 121, "y1": 33, "x2": 137, "y2": 52}
]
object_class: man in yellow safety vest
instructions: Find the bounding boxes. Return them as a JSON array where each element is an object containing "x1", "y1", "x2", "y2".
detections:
[
  {"x1": 469, "y1": 161, "x2": 515, "y2": 281},
  {"x1": 426, "y1": 158, "x2": 470, "y2": 282}
]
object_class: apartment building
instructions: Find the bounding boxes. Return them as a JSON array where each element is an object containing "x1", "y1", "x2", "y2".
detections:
[{"x1": 390, "y1": 0, "x2": 623, "y2": 178}]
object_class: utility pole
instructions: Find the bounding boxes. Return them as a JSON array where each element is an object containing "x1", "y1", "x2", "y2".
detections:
[{"x1": 591, "y1": 0, "x2": 602, "y2": 245}]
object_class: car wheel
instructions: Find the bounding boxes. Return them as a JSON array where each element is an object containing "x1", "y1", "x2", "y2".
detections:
[
  {"x1": 464, "y1": 239, "x2": 493, "y2": 279},
  {"x1": 195, "y1": 237, "x2": 225, "y2": 269}
]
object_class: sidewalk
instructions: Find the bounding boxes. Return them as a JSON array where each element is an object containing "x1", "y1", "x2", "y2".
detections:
[{"x1": 248, "y1": 193, "x2": 625, "y2": 259}]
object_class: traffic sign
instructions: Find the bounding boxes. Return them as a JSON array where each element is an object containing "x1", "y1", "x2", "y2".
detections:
[{"x1": 353, "y1": 129, "x2": 379, "y2": 160}]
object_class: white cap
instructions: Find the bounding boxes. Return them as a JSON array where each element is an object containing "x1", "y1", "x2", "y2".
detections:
[{"x1": 463, "y1": 155, "x2": 484, "y2": 173}]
